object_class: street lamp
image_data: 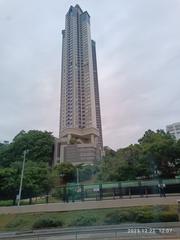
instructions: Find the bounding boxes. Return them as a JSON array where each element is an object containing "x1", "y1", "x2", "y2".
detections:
[
  {"x1": 76, "y1": 164, "x2": 84, "y2": 185},
  {"x1": 17, "y1": 149, "x2": 29, "y2": 206},
  {"x1": 76, "y1": 167, "x2": 79, "y2": 185}
]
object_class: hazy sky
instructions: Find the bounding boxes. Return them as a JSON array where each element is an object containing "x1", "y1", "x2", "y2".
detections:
[{"x1": 0, "y1": 0, "x2": 180, "y2": 149}]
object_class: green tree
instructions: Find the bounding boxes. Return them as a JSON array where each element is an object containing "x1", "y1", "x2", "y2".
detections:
[
  {"x1": 21, "y1": 161, "x2": 54, "y2": 203},
  {"x1": 79, "y1": 164, "x2": 99, "y2": 182},
  {"x1": 55, "y1": 162, "x2": 76, "y2": 185},
  {"x1": 98, "y1": 129, "x2": 178, "y2": 182},
  {"x1": 0, "y1": 130, "x2": 55, "y2": 204},
  {"x1": 0, "y1": 161, "x2": 54, "y2": 204},
  {"x1": 103, "y1": 146, "x2": 116, "y2": 157},
  {"x1": 0, "y1": 130, "x2": 54, "y2": 167},
  {"x1": 0, "y1": 167, "x2": 19, "y2": 205},
  {"x1": 139, "y1": 130, "x2": 177, "y2": 178}
]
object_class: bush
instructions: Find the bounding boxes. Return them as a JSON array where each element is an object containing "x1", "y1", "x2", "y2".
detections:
[
  {"x1": 159, "y1": 212, "x2": 178, "y2": 222},
  {"x1": 104, "y1": 211, "x2": 120, "y2": 224},
  {"x1": 104, "y1": 210, "x2": 135, "y2": 224},
  {"x1": 134, "y1": 208, "x2": 178, "y2": 223},
  {"x1": 135, "y1": 211, "x2": 154, "y2": 223},
  {"x1": 7, "y1": 219, "x2": 26, "y2": 228},
  {"x1": 104, "y1": 208, "x2": 179, "y2": 224},
  {"x1": 69, "y1": 215, "x2": 96, "y2": 226},
  {"x1": 32, "y1": 218, "x2": 63, "y2": 229}
]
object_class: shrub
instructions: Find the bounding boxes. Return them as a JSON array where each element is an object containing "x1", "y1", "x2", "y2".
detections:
[
  {"x1": 104, "y1": 211, "x2": 121, "y2": 224},
  {"x1": 135, "y1": 211, "x2": 154, "y2": 223},
  {"x1": 7, "y1": 219, "x2": 26, "y2": 228},
  {"x1": 69, "y1": 215, "x2": 96, "y2": 226},
  {"x1": 32, "y1": 217, "x2": 63, "y2": 229},
  {"x1": 159, "y1": 212, "x2": 178, "y2": 222},
  {"x1": 134, "y1": 208, "x2": 178, "y2": 223},
  {"x1": 104, "y1": 210, "x2": 135, "y2": 224}
]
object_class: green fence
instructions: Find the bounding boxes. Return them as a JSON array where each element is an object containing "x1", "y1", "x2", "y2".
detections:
[{"x1": 56, "y1": 178, "x2": 180, "y2": 202}]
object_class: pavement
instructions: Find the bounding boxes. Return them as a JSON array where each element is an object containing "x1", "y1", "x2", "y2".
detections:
[{"x1": 0, "y1": 195, "x2": 180, "y2": 214}]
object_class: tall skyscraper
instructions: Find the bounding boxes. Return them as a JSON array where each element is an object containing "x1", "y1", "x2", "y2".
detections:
[{"x1": 54, "y1": 5, "x2": 103, "y2": 165}]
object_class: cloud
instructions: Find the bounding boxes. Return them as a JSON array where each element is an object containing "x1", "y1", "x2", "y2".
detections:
[{"x1": 0, "y1": 0, "x2": 180, "y2": 150}]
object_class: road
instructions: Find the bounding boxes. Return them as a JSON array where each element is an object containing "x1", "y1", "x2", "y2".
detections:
[
  {"x1": 0, "y1": 223, "x2": 180, "y2": 239},
  {"x1": 0, "y1": 195, "x2": 180, "y2": 214}
]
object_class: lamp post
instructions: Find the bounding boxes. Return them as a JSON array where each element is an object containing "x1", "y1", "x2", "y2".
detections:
[
  {"x1": 17, "y1": 149, "x2": 29, "y2": 206},
  {"x1": 76, "y1": 167, "x2": 79, "y2": 185},
  {"x1": 76, "y1": 164, "x2": 84, "y2": 185},
  {"x1": 59, "y1": 173, "x2": 68, "y2": 202}
]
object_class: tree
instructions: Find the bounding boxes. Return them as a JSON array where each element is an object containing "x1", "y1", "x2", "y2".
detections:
[
  {"x1": 0, "y1": 143, "x2": 4, "y2": 148},
  {"x1": 139, "y1": 130, "x2": 177, "y2": 178},
  {"x1": 0, "y1": 161, "x2": 54, "y2": 204},
  {"x1": 175, "y1": 140, "x2": 180, "y2": 175},
  {"x1": 98, "y1": 129, "x2": 178, "y2": 182},
  {"x1": 0, "y1": 130, "x2": 54, "y2": 167},
  {"x1": 55, "y1": 162, "x2": 76, "y2": 185},
  {"x1": 13, "y1": 130, "x2": 26, "y2": 141},
  {"x1": 79, "y1": 164, "x2": 99, "y2": 182},
  {"x1": 21, "y1": 161, "x2": 54, "y2": 203},
  {"x1": 138, "y1": 129, "x2": 157, "y2": 144},
  {"x1": 0, "y1": 167, "x2": 19, "y2": 205},
  {"x1": 104, "y1": 146, "x2": 116, "y2": 157}
]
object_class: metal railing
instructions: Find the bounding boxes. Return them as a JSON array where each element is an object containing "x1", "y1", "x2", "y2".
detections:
[{"x1": 1, "y1": 223, "x2": 180, "y2": 239}]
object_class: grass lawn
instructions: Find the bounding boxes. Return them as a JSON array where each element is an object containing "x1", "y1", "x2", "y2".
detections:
[{"x1": 0, "y1": 205, "x2": 178, "y2": 232}]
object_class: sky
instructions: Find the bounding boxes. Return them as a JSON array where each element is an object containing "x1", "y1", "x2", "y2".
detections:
[{"x1": 0, "y1": 0, "x2": 180, "y2": 150}]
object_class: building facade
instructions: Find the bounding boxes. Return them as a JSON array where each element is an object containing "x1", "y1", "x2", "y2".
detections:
[
  {"x1": 54, "y1": 5, "x2": 103, "y2": 165},
  {"x1": 166, "y1": 122, "x2": 180, "y2": 140}
]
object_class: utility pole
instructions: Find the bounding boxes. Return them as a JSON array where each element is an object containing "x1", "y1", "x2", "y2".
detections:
[
  {"x1": 76, "y1": 167, "x2": 79, "y2": 185},
  {"x1": 76, "y1": 164, "x2": 84, "y2": 185},
  {"x1": 17, "y1": 150, "x2": 28, "y2": 206}
]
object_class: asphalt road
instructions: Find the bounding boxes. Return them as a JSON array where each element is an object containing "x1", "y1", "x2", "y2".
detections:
[
  {"x1": 0, "y1": 223, "x2": 180, "y2": 240},
  {"x1": 0, "y1": 195, "x2": 180, "y2": 214}
]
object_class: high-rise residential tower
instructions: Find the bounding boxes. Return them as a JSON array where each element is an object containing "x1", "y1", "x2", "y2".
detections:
[{"x1": 54, "y1": 5, "x2": 103, "y2": 165}]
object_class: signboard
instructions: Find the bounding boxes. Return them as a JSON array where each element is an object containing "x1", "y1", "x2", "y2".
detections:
[
  {"x1": 16, "y1": 194, "x2": 20, "y2": 200},
  {"x1": 76, "y1": 187, "x2": 81, "y2": 193},
  {"x1": 93, "y1": 188, "x2": 99, "y2": 192}
]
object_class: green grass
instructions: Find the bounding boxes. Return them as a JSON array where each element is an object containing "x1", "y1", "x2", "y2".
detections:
[{"x1": 0, "y1": 205, "x2": 178, "y2": 232}]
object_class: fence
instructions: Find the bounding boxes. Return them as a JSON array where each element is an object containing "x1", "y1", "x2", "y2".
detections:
[
  {"x1": 54, "y1": 178, "x2": 180, "y2": 203},
  {"x1": 1, "y1": 178, "x2": 180, "y2": 206},
  {"x1": 1, "y1": 223, "x2": 180, "y2": 240}
]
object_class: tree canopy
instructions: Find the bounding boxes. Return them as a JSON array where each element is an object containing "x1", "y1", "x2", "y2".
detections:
[
  {"x1": 0, "y1": 130, "x2": 55, "y2": 203},
  {"x1": 0, "y1": 130, "x2": 54, "y2": 167},
  {"x1": 0, "y1": 161, "x2": 54, "y2": 204},
  {"x1": 55, "y1": 162, "x2": 76, "y2": 184},
  {"x1": 1, "y1": 128, "x2": 180, "y2": 203},
  {"x1": 98, "y1": 130, "x2": 180, "y2": 181}
]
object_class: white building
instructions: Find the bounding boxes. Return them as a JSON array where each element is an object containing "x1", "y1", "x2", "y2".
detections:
[
  {"x1": 54, "y1": 5, "x2": 103, "y2": 165},
  {"x1": 166, "y1": 122, "x2": 180, "y2": 140}
]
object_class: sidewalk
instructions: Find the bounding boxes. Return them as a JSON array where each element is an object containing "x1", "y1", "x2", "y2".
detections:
[{"x1": 0, "y1": 195, "x2": 179, "y2": 215}]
